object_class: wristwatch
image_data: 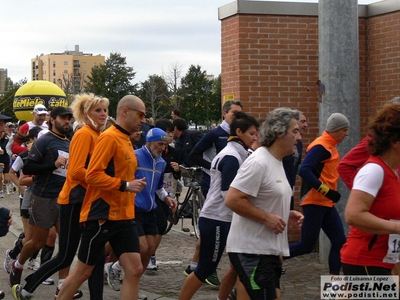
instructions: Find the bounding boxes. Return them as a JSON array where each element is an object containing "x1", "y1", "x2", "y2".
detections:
[{"x1": 126, "y1": 181, "x2": 130, "y2": 192}]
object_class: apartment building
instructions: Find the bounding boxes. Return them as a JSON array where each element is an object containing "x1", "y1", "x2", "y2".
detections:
[{"x1": 31, "y1": 45, "x2": 105, "y2": 93}]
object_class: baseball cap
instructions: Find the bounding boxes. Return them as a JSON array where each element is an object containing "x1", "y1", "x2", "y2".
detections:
[
  {"x1": 0, "y1": 113, "x2": 12, "y2": 121},
  {"x1": 50, "y1": 107, "x2": 73, "y2": 118},
  {"x1": 146, "y1": 128, "x2": 168, "y2": 142},
  {"x1": 32, "y1": 104, "x2": 48, "y2": 115}
]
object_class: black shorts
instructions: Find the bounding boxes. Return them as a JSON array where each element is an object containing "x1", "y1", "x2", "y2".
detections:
[
  {"x1": 135, "y1": 210, "x2": 159, "y2": 237},
  {"x1": 229, "y1": 253, "x2": 282, "y2": 300},
  {"x1": 78, "y1": 219, "x2": 139, "y2": 266},
  {"x1": 342, "y1": 263, "x2": 392, "y2": 275}
]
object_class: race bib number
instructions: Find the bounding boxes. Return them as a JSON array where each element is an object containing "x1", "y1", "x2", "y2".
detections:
[
  {"x1": 383, "y1": 220, "x2": 400, "y2": 264},
  {"x1": 163, "y1": 173, "x2": 177, "y2": 194},
  {"x1": 53, "y1": 150, "x2": 69, "y2": 177}
]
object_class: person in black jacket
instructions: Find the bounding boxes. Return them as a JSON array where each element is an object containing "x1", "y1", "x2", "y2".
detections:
[{"x1": 172, "y1": 118, "x2": 202, "y2": 167}]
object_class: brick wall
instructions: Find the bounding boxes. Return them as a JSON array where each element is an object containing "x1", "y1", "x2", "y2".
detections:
[{"x1": 221, "y1": 9, "x2": 400, "y2": 243}]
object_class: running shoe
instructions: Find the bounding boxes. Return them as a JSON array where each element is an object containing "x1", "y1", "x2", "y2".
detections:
[
  {"x1": 104, "y1": 262, "x2": 122, "y2": 291},
  {"x1": 11, "y1": 284, "x2": 33, "y2": 300},
  {"x1": 4, "y1": 249, "x2": 12, "y2": 274},
  {"x1": 204, "y1": 271, "x2": 220, "y2": 287},
  {"x1": 54, "y1": 287, "x2": 83, "y2": 299},
  {"x1": 146, "y1": 256, "x2": 158, "y2": 271},
  {"x1": 183, "y1": 265, "x2": 193, "y2": 277},
  {"x1": 9, "y1": 260, "x2": 23, "y2": 287},
  {"x1": 42, "y1": 277, "x2": 54, "y2": 285},
  {"x1": 138, "y1": 291, "x2": 147, "y2": 300},
  {"x1": 27, "y1": 258, "x2": 40, "y2": 271}
]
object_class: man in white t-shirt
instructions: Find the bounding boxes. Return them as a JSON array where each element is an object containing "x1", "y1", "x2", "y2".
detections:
[
  {"x1": 225, "y1": 107, "x2": 304, "y2": 300},
  {"x1": 27, "y1": 104, "x2": 49, "y2": 130}
]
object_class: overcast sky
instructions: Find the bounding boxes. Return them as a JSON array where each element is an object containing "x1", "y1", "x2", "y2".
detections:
[{"x1": 1, "y1": 0, "x2": 380, "y2": 86}]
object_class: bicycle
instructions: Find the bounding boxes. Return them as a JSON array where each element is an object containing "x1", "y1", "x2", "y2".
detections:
[{"x1": 163, "y1": 165, "x2": 205, "y2": 238}]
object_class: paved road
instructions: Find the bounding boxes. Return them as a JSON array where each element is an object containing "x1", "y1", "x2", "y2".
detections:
[{"x1": 0, "y1": 191, "x2": 328, "y2": 299}]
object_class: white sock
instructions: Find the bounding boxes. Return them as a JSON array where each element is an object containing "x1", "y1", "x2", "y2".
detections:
[
  {"x1": 112, "y1": 261, "x2": 122, "y2": 271},
  {"x1": 58, "y1": 278, "x2": 65, "y2": 289},
  {"x1": 15, "y1": 260, "x2": 24, "y2": 269},
  {"x1": 190, "y1": 261, "x2": 198, "y2": 270}
]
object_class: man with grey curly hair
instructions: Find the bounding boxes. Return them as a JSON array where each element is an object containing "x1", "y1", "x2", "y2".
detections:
[{"x1": 224, "y1": 107, "x2": 304, "y2": 300}]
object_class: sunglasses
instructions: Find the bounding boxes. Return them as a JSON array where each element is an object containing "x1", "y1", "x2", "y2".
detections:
[{"x1": 121, "y1": 106, "x2": 145, "y2": 119}]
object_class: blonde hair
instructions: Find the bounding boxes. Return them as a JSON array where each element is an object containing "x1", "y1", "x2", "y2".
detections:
[{"x1": 70, "y1": 93, "x2": 109, "y2": 129}]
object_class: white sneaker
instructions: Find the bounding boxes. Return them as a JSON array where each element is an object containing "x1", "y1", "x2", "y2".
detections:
[
  {"x1": 138, "y1": 291, "x2": 148, "y2": 300},
  {"x1": 27, "y1": 258, "x2": 40, "y2": 271},
  {"x1": 42, "y1": 277, "x2": 54, "y2": 285},
  {"x1": 146, "y1": 256, "x2": 158, "y2": 271},
  {"x1": 104, "y1": 262, "x2": 122, "y2": 291}
]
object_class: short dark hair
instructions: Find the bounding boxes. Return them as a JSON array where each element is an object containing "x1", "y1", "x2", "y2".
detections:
[
  {"x1": 230, "y1": 112, "x2": 259, "y2": 136},
  {"x1": 172, "y1": 109, "x2": 181, "y2": 117},
  {"x1": 223, "y1": 100, "x2": 243, "y2": 113},
  {"x1": 172, "y1": 118, "x2": 188, "y2": 131},
  {"x1": 155, "y1": 119, "x2": 174, "y2": 132},
  {"x1": 28, "y1": 126, "x2": 43, "y2": 140}
]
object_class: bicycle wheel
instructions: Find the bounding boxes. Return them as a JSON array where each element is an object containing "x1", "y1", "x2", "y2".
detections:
[
  {"x1": 163, "y1": 220, "x2": 174, "y2": 235},
  {"x1": 192, "y1": 189, "x2": 205, "y2": 239}
]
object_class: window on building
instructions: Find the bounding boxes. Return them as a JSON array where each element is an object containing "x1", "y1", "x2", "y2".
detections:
[
  {"x1": 53, "y1": 78, "x2": 56, "y2": 83},
  {"x1": 83, "y1": 62, "x2": 87, "y2": 66},
  {"x1": 64, "y1": 70, "x2": 68, "y2": 74},
  {"x1": 94, "y1": 62, "x2": 97, "y2": 66},
  {"x1": 53, "y1": 70, "x2": 56, "y2": 76},
  {"x1": 53, "y1": 61, "x2": 56, "y2": 67},
  {"x1": 83, "y1": 70, "x2": 87, "y2": 74},
  {"x1": 64, "y1": 61, "x2": 68, "y2": 65}
]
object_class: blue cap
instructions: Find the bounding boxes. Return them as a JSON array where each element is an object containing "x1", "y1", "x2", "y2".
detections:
[{"x1": 146, "y1": 128, "x2": 168, "y2": 142}]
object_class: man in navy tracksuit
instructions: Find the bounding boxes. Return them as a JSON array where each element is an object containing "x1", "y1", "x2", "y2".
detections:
[
  {"x1": 134, "y1": 128, "x2": 178, "y2": 273},
  {"x1": 189, "y1": 100, "x2": 243, "y2": 197}
]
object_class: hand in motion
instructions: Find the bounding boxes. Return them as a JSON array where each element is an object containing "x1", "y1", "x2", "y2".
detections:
[
  {"x1": 288, "y1": 210, "x2": 304, "y2": 230},
  {"x1": 128, "y1": 177, "x2": 147, "y2": 193},
  {"x1": 265, "y1": 213, "x2": 286, "y2": 234},
  {"x1": 165, "y1": 197, "x2": 178, "y2": 213},
  {"x1": 55, "y1": 156, "x2": 68, "y2": 168},
  {"x1": 170, "y1": 162, "x2": 180, "y2": 172}
]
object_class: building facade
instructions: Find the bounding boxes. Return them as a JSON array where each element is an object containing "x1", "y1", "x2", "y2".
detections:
[
  {"x1": 219, "y1": 0, "x2": 400, "y2": 242},
  {"x1": 31, "y1": 45, "x2": 105, "y2": 94}
]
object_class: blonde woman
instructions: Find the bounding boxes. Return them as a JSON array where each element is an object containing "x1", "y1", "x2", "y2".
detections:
[{"x1": 12, "y1": 93, "x2": 109, "y2": 300}]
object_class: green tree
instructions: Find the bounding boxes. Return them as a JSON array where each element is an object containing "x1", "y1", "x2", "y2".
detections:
[
  {"x1": 85, "y1": 52, "x2": 137, "y2": 117},
  {"x1": 137, "y1": 75, "x2": 171, "y2": 121},
  {"x1": 0, "y1": 77, "x2": 28, "y2": 120},
  {"x1": 180, "y1": 65, "x2": 221, "y2": 129}
]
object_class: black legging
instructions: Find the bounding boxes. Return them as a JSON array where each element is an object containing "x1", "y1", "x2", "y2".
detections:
[{"x1": 23, "y1": 203, "x2": 104, "y2": 299}]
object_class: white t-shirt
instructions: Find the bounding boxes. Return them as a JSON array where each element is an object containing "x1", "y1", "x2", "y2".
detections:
[
  {"x1": 352, "y1": 163, "x2": 384, "y2": 197},
  {"x1": 27, "y1": 121, "x2": 48, "y2": 131},
  {"x1": 226, "y1": 147, "x2": 292, "y2": 256}
]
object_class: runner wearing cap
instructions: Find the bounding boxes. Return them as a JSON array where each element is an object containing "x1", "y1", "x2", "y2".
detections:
[
  {"x1": 9, "y1": 107, "x2": 72, "y2": 291},
  {"x1": 27, "y1": 104, "x2": 49, "y2": 130}
]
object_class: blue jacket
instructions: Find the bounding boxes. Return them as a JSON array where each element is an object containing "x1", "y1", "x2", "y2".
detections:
[{"x1": 134, "y1": 146, "x2": 167, "y2": 212}]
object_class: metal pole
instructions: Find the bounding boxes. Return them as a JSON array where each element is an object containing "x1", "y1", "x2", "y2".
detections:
[{"x1": 318, "y1": 0, "x2": 360, "y2": 263}]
